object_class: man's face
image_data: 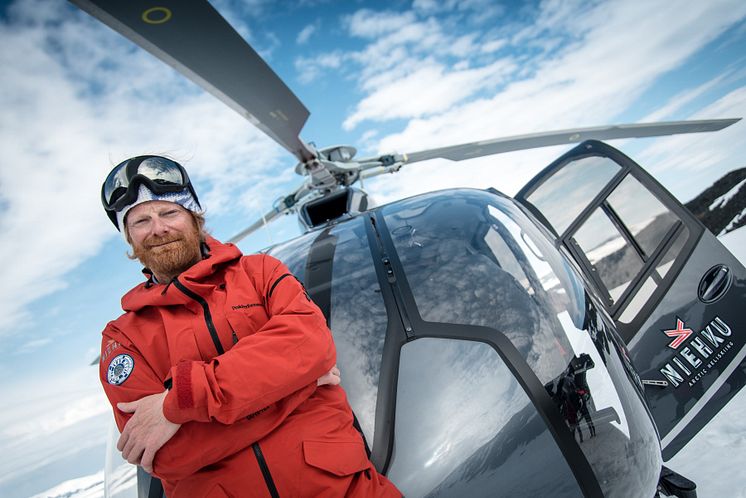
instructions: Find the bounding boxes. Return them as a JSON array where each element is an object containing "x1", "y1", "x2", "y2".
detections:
[{"x1": 126, "y1": 201, "x2": 202, "y2": 279}]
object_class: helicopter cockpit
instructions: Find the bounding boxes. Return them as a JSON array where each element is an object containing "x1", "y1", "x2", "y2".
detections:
[{"x1": 264, "y1": 188, "x2": 662, "y2": 497}]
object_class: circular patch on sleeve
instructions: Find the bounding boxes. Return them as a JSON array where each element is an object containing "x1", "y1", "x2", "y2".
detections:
[{"x1": 107, "y1": 354, "x2": 134, "y2": 385}]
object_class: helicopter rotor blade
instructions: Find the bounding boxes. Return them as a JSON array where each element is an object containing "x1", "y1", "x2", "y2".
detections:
[
  {"x1": 227, "y1": 183, "x2": 314, "y2": 243},
  {"x1": 71, "y1": 0, "x2": 316, "y2": 162},
  {"x1": 378, "y1": 118, "x2": 740, "y2": 166},
  {"x1": 226, "y1": 207, "x2": 288, "y2": 244}
]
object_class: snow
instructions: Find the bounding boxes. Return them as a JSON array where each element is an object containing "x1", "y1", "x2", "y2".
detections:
[
  {"x1": 720, "y1": 225, "x2": 746, "y2": 260},
  {"x1": 708, "y1": 178, "x2": 746, "y2": 212},
  {"x1": 29, "y1": 464, "x2": 136, "y2": 498},
  {"x1": 668, "y1": 389, "x2": 746, "y2": 498},
  {"x1": 722, "y1": 206, "x2": 746, "y2": 235},
  {"x1": 707, "y1": 177, "x2": 746, "y2": 235},
  {"x1": 29, "y1": 471, "x2": 104, "y2": 498}
]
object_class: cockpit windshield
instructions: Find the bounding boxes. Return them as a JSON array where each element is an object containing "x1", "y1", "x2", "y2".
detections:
[
  {"x1": 381, "y1": 190, "x2": 586, "y2": 384},
  {"x1": 381, "y1": 189, "x2": 661, "y2": 497}
]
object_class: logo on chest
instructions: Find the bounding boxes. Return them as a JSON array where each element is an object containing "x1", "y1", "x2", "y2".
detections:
[{"x1": 231, "y1": 303, "x2": 262, "y2": 310}]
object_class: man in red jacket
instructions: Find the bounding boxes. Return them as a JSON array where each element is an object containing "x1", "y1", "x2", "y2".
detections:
[{"x1": 99, "y1": 155, "x2": 400, "y2": 497}]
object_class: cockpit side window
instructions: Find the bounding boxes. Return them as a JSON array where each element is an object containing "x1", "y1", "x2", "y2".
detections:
[
  {"x1": 526, "y1": 156, "x2": 620, "y2": 236},
  {"x1": 569, "y1": 174, "x2": 686, "y2": 308},
  {"x1": 520, "y1": 153, "x2": 692, "y2": 334}
]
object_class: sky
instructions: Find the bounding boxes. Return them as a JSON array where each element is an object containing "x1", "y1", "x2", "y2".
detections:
[{"x1": 1, "y1": 0, "x2": 745, "y2": 496}]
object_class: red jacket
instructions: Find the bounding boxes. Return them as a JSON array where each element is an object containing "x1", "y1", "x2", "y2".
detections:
[{"x1": 99, "y1": 236, "x2": 400, "y2": 498}]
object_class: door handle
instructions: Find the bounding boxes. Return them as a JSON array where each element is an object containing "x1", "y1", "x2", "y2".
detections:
[{"x1": 698, "y1": 264, "x2": 731, "y2": 303}]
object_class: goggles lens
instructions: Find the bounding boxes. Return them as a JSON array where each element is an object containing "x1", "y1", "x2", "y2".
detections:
[{"x1": 103, "y1": 156, "x2": 187, "y2": 209}]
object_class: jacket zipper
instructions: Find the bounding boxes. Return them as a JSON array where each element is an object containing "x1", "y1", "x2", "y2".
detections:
[
  {"x1": 267, "y1": 273, "x2": 292, "y2": 299},
  {"x1": 172, "y1": 279, "x2": 225, "y2": 355},
  {"x1": 252, "y1": 442, "x2": 280, "y2": 498}
]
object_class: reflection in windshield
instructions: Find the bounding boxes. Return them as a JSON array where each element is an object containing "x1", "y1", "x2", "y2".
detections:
[
  {"x1": 266, "y1": 229, "x2": 316, "y2": 279},
  {"x1": 554, "y1": 302, "x2": 661, "y2": 497},
  {"x1": 328, "y1": 221, "x2": 387, "y2": 442},
  {"x1": 545, "y1": 353, "x2": 601, "y2": 443},
  {"x1": 382, "y1": 191, "x2": 583, "y2": 385},
  {"x1": 388, "y1": 338, "x2": 580, "y2": 498}
]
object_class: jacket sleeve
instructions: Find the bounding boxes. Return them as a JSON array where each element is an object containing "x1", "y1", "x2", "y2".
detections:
[
  {"x1": 100, "y1": 325, "x2": 318, "y2": 481},
  {"x1": 153, "y1": 384, "x2": 317, "y2": 480},
  {"x1": 162, "y1": 255, "x2": 337, "y2": 424},
  {"x1": 99, "y1": 328, "x2": 163, "y2": 435}
]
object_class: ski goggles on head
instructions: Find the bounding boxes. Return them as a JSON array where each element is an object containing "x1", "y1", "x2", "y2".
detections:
[
  {"x1": 101, "y1": 155, "x2": 201, "y2": 222},
  {"x1": 102, "y1": 155, "x2": 194, "y2": 210}
]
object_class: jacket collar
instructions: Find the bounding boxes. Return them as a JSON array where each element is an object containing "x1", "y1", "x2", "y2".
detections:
[{"x1": 121, "y1": 235, "x2": 242, "y2": 312}]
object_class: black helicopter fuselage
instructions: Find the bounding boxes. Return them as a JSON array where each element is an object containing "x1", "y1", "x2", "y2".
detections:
[{"x1": 264, "y1": 138, "x2": 746, "y2": 497}]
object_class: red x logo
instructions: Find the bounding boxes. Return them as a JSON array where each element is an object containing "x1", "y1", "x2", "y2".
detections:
[{"x1": 663, "y1": 318, "x2": 693, "y2": 349}]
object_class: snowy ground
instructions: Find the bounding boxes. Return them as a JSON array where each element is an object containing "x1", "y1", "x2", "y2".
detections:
[
  {"x1": 668, "y1": 388, "x2": 746, "y2": 498},
  {"x1": 26, "y1": 228, "x2": 746, "y2": 498}
]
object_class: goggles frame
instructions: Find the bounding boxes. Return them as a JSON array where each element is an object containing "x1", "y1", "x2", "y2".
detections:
[{"x1": 101, "y1": 156, "x2": 201, "y2": 229}]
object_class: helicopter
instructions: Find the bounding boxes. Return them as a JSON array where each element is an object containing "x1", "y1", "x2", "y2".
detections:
[{"x1": 70, "y1": 1, "x2": 746, "y2": 497}]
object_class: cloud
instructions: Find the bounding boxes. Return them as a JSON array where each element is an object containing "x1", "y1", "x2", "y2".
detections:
[
  {"x1": 637, "y1": 86, "x2": 746, "y2": 200},
  {"x1": 412, "y1": 0, "x2": 506, "y2": 24},
  {"x1": 343, "y1": 58, "x2": 516, "y2": 129},
  {"x1": 641, "y1": 73, "x2": 731, "y2": 122},
  {"x1": 296, "y1": 22, "x2": 318, "y2": 44},
  {"x1": 511, "y1": 0, "x2": 590, "y2": 45},
  {"x1": 0, "y1": 1, "x2": 288, "y2": 337},
  {"x1": 334, "y1": 0, "x2": 746, "y2": 209},
  {"x1": 296, "y1": 7, "x2": 488, "y2": 86},
  {"x1": 14, "y1": 338, "x2": 53, "y2": 355},
  {"x1": 481, "y1": 38, "x2": 507, "y2": 54},
  {"x1": 345, "y1": 9, "x2": 418, "y2": 39},
  {"x1": 295, "y1": 51, "x2": 345, "y2": 84},
  {"x1": 345, "y1": 13, "x2": 481, "y2": 78},
  {"x1": 351, "y1": 0, "x2": 743, "y2": 139}
]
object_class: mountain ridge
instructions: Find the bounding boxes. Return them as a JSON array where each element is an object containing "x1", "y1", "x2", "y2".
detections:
[{"x1": 684, "y1": 167, "x2": 746, "y2": 235}]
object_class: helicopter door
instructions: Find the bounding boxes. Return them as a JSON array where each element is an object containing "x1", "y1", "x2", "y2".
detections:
[{"x1": 515, "y1": 140, "x2": 746, "y2": 459}]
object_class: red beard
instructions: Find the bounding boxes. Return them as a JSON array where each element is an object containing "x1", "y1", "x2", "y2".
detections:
[{"x1": 132, "y1": 229, "x2": 202, "y2": 281}]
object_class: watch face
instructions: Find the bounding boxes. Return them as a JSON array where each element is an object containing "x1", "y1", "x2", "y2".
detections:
[{"x1": 107, "y1": 354, "x2": 134, "y2": 385}]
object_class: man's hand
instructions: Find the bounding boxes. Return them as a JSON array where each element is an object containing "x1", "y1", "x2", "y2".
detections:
[
  {"x1": 117, "y1": 391, "x2": 181, "y2": 474},
  {"x1": 317, "y1": 365, "x2": 341, "y2": 387}
]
